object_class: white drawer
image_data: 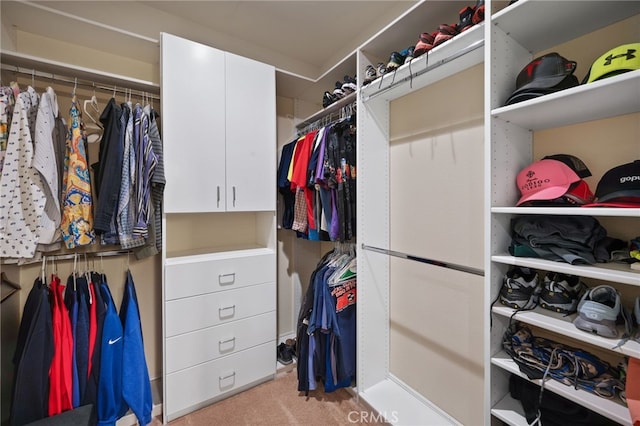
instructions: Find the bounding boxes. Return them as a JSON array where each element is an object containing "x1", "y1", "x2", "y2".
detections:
[
  {"x1": 165, "y1": 282, "x2": 275, "y2": 337},
  {"x1": 165, "y1": 310, "x2": 275, "y2": 373},
  {"x1": 165, "y1": 250, "x2": 276, "y2": 300},
  {"x1": 165, "y1": 341, "x2": 275, "y2": 419}
]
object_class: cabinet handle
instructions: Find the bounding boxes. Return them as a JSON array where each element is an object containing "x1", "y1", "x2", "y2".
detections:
[
  {"x1": 219, "y1": 371, "x2": 236, "y2": 381},
  {"x1": 218, "y1": 304, "x2": 236, "y2": 317},
  {"x1": 219, "y1": 336, "x2": 236, "y2": 345},
  {"x1": 217, "y1": 186, "x2": 220, "y2": 208},
  {"x1": 218, "y1": 273, "x2": 236, "y2": 285},
  {"x1": 232, "y1": 186, "x2": 236, "y2": 207}
]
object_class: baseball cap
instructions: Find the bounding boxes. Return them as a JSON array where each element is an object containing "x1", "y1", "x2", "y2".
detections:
[
  {"x1": 583, "y1": 160, "x2": 640, "y2": 207},
  {"x1": 542, "y1": 153, "x2": 592, "y2": 178},
  {"x1": 583, "y1": 43, "x2": 640, "y2": 84},
  {"x1": 515, "y1": 159, "x2": 581, "y2": 206},
  {"x1": 505, "y1": 52, "x2": 578, "y2": 105}
]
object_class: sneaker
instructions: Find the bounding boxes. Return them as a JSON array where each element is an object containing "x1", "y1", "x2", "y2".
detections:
[
  {"x1": 498, "y1": 266, "x2": 540, "y2": 310},
  {"x1": 363, "y1": 65, "x2": 378, "y2": 85},
  {"x1": 574, "y1": 285, "x2": 621, "y2": 338},
  {"x1": 539, "y1": 272, "x2": 588, "y2": 314},
  {"x1": 341, "y1": 75, "x2": 357, "y2": 94},
  {"x1": 285, "y1": 338, "x2": 297, "y2": 359},
  {"x1": 434, "y1": 24, "x2": 459, "y2": 47},
  {"x1": 333, "y1": 81, "x2": 345, "y2": 99},
  {"x1": 376, "y1": 62, "x2": 388, "y2": 76},
  {"x1": 472, "y1": 0, "x2": 485, "y2": 25},
  {"x1": 400, "y1": 46, "x2": 414, "y2": 64},
  {"x1": 457, "y1": 5, "x2": 475, "y2": 32},
  {"x1": 322, "y1": 91, "x2": 336, "y2": 108},
  {"x1": 386, "y1": 51, "x2": 406, "y2": 71},
  {"x1": 277, "y1": 342, "x2": 293, "y2": 365},
  {"x1": 413, "y1": 32, "x2": 436, "y2": 58}
]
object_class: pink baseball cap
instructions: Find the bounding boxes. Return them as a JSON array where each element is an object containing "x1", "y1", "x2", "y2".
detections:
[{"x1": 516, "y1": 159, "x2": 581, "y2": 206}]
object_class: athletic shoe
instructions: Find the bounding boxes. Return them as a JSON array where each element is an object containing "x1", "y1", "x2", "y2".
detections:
[
  {"x1": 277, "y1": 342, "x2": 293, "y2": 365},
  {"x1": 498, "y1": 266, "x2": 540, "y2": 310},
  {"x1": 363, "y1": 65, "x2": 377, "y2": 85},
  {"x1": 341, "y1": 75, "x2": 357, "y2": 94},
  {"x1": 386, "y1": 51, "x2": 406, "y2": 71},
  {"x1": 574, "y1": 285, "x2": 621, "y2": 338},
  {"x1": 434, "y1": 24, "x2": 459, "y2": 47},
  {"x1": 457, "y1": 5, "x2": 475, "y2": 32},
  {"x1": 413, "y1": 32, "x2": 436, "y2": 58},
  {"x1": 539, "y1": 272, "x2": 588, "y2": 314},
  {"x1": 376, "y1": 62, "x2": 388, "y2": 76},
  {"x1": 322, "y1": 91, "x2": 336, "y2": 108},
  {"x1": 333, "y1": 81, "x2": 345, "y2": 99},
  {"x1": 400, "y1": 46, "x2": 414, "y2": 64},
  {"x1": 472, "y1": 0, "x2": 485, "y2": 25}
]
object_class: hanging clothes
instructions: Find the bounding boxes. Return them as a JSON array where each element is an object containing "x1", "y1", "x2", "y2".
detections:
[
  {"x1": 60, "y1": 95, "x2": 96, "y2": 248},
  {"x1": 97, "y1": 276, "x2": 125, "y2": 426},
  {"x1": 0, "y1": 85, "x2": 47, "y2": 258},
  {"x1": 83, "y1": 272, "x2": 106, "y2": 408},
  {"x1": 49, "y1": 273, "x2": 74, "y2": 416},
  {"x1": 278, "y1": 115, "x2": 356, "y2": 243},
  {"x1": 75, "y1": 274, "x2": 91, "y2": 406},
  {"x1": 296, "y1": 247, "x2": 357, "y2": 393},
  {"x1": 33, "y1": 87, "x2": 63, "y2": 250},
  {"x1": 93, "y1": 97, "x2": 123, "y2": 242},
  {"x1": 10, "y1": 277, "x2": 53, "y2": 426},
  {"x1": 119, "y1": 270, "x2": 152, "y2": 425},
  {"x1": 63, "y1": 274, "x2": 80, "y2": 409}
]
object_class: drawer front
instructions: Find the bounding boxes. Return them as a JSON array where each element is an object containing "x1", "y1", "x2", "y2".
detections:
[
  {"x1": 165, "y1": 341, "x2": 275, "y2": 419},
  {"x1": 165, "y1": 252, "x2": 276, "y2": 300},
  {"x1": 165, "y1": 282, "x2": 275, "y2": 337},
  {"x1": 165, "y1": 310, "x2": 275, "y2": 374}
]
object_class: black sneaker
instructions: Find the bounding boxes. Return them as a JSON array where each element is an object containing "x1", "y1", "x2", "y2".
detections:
[
  {"x1": 498, "y1": 266, "x2": 540, "y2": 310},
  {"x1": 333, "y1": 81, "x2": 345, "y2": 99},
  {"x1": 277, "y1": 342, "x2": 293, "y2": 365},
  {"x1": 322, "y1": 91, "x2": 336, "y2": 108},
  {"x1": 376, "y1": 62, "x2": 388, "y2": 76},
  {"x1": 539, "y1": 272, "x2": 587, "y2": 314}
]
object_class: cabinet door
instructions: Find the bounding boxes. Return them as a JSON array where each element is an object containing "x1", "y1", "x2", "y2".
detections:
[
  {"x1": 161, "y1": 33, "x2": 227, "y2": 213},
  {"x1": 224, "y1": 52, "x2": 276, "y2": 212}
]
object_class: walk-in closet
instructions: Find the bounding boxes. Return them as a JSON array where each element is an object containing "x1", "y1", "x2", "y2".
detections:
[{"x1": 1, "y1": 1, "x2": 639, "y2": 425}]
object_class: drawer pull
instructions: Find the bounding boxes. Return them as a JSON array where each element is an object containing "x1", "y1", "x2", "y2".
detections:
[
  {"x1": 218, "y1": 273, "x2": 236, "y2": 285},
  {"x1": 218, "y1": 305, "x2": 236, "y2": 317},
  {"x1": 219, "y1": 337, "x2": 236, "y2": 346},
  {"x1": 219, "y1": 371, "x2": 236, "y2": 381}
]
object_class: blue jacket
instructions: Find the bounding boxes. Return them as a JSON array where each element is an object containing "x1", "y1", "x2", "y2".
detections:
[{"x1": 119, "y1": 270, "x2": 152, "y2": 425}]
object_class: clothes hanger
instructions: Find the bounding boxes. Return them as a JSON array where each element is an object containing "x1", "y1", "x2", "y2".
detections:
[
  {"x1": 84, "y1": 86, "x2": 103, "y2": 143},
  {"x1": 0, "y1": 272, "x2": 21, "y2": 303}
]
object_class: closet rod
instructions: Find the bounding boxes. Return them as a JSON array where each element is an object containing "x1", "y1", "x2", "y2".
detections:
[
  {"x1": 1, "y1": 64, "x2": 160, "y2": 101},
  {"x1": 361, "y1": 244, "x2": 484, "y2": 277},
  {"x1": 361, "y1": 38, "x2": 484, "y2": 102},
  {"x1": 296, "y1": 91, "x2": 357, "y2": 131},
  {"x1": 298, "y1": 100, "x2": 356, "y2": 135}
]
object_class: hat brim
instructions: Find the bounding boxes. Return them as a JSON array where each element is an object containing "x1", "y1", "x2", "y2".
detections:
[
  {"x1": 596, "y1": 190, "x2": 640, "y2": 203},
  {"x1": 516, "y1": 184, "x2": 573, "y2": 206},
  {"x1": 506, "y1": 75, "x2": 579, "y2": 106},
  {"x1": 582, "y1": 201, "x2": 640, "y2": 208}
]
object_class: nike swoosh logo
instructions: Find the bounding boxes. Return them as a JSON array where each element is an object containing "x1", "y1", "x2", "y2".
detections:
[{"x1": 108, "y1": 336, "x2": 122, "y2": 345}]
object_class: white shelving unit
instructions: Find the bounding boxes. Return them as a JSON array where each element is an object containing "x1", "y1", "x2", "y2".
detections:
[
  {"x1": 486, "y1": 1, "x2": 640, "y2": 425},
  {"x1": 356, "y1": 1, "x2": 486, "y2": 424}
]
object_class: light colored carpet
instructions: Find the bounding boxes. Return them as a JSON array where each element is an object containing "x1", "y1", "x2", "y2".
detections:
[{"x1": 160, "y1": 366, "x2": 387, "y2": 425}]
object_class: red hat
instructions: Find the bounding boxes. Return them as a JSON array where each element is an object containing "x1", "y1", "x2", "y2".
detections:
[{"x1": 516, "y1": 159, "x2": 581, "y2": 206}]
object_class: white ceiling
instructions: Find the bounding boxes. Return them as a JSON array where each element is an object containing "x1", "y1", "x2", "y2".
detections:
[{"x1": 1, "y1": 0, "x2": 419, "y2": 102}]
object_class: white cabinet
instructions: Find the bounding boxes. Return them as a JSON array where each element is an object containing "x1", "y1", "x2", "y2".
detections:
[
  {"x1": 225, "y1": 52, "x2": 276, "y2": 211},
  {"x1": 486, "y1": 2, "x2": 640, "y2": 425},
  {"x1": 161, "y1": 32, "x2": 277, "y2": 423},
  {"x1": 163, "y1": 248, "x2": 276, "y2": 421},
  {"x1": 161, "y1": 33, "x2": 276, "y2": 213}
]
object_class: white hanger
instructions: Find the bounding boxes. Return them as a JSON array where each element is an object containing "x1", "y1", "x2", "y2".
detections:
[{"x1": 83, "y1": 88, "x2": 103, "y2": 143}]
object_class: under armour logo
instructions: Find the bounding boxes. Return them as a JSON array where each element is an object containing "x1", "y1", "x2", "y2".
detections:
[{"x1": 603, "y1": 49, "x2": 636, "y2": 66}]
